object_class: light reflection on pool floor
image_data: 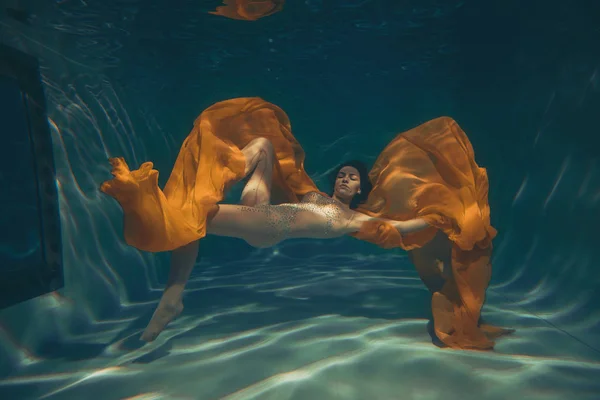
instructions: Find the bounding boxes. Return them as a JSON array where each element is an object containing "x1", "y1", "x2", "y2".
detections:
[{"x1": 1, "y1": 250, "x2": 599, "y2": 400}]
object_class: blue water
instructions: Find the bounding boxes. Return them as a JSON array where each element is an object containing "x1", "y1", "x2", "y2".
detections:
[{"x1": 0, "y1": 1, "x2": 599, "y2": 399}]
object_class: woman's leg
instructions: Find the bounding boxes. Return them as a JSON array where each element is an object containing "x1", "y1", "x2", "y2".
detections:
[
  {"x1": 141, "y1": 239, "x2": 199, "y2": 342},
  {"x1": 409, "y1": 231, "x2": 453, "y2": 293},
  {"x1": 141, "y1": 138, "x2": 276, "y2": 342},
  {"x1": 206, "y1": 204, "x2": 283, "y2": 248},
  {"x1": 240, "y1": 137, "x2": 275, "y2": 206},
  {"x1": 408, "y1": 231, "x2": 457, "y2": 339},
  {"x1": 207, "y1": 138, "x2": 278, "y2": 246}
]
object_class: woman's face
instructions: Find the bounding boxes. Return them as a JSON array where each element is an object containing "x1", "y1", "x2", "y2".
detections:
[{"x1": 333, "y1": 166, "x2": 361, "y2": 202}]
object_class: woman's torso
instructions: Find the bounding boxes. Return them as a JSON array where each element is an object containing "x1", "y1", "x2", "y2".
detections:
[
  {"x1": 249, "y1": 192, "x2": 354, "y2": 246},
  {"x1": 294, "y1": 191, "x2": 354, "y2": 237}
]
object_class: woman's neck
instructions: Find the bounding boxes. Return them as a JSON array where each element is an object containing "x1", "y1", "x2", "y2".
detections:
[{"x1": 331, "y1": 194, "x2": 351, "y2": 209}]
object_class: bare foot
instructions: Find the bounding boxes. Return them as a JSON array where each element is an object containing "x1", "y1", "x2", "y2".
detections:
[{"x1": 140, "y1": 300, "x2": 184, "y2": 342}]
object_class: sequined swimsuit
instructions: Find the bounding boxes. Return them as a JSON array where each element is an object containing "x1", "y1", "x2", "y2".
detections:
[{"x1": 240, "y1": 192, "x2": 354, "y2": 248}]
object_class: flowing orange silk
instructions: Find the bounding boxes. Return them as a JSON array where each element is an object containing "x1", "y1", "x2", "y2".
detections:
[
  {"x1": 352, "y1": 117, "x2": 499, "y2": 349},
  {"x1": 100, "y1": 97, "x2": 502, "y2": 350},
  {"x1": 208, "y1": 0, "x2": 284, "y2": 21}
]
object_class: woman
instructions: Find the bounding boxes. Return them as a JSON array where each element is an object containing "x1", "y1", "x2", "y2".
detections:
[
  {"x1": 137, "y1": 147, "x2": 430, "y2": 342},
  {"x1": 102, "y1": 97, "x2": 511, "y2": 349},
  {"x1": 207, "y1": 145, "x2": 430, "y2": 248}
]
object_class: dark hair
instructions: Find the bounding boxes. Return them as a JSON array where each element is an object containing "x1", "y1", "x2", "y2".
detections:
[{"x1": 329, "y1": 160, "x2": 373, "y2": 209}]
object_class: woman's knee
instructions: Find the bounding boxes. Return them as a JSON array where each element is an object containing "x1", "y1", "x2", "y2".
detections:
[
  {"x1": 259, "y1": 139, "x2": 274, "y2": 161},
  {"x1": 248, "y1": 137, "x2": 274, "y2": 157},
  {"x1": 243, "y1": 138, "x2": 274, "y2": 174},
  {"x1": 241, "y1": 138, "x2": 270, "y2": 176}
]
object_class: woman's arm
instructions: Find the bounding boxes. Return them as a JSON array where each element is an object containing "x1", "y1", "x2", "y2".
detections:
[
  {"x1": 347, "y1": 211, "x2": 431, "y2": 235},
  {"x1": 390, "y1": 218, "x2": 430, "y2": 234}
]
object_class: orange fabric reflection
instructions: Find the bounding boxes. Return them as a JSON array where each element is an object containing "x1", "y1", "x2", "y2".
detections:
[
  {"x1": 100, "y1": 97, "x2": 506, "y2": 350},
  {"x1": 209, "y1": 0, "x2": 284, "y2": 21}
]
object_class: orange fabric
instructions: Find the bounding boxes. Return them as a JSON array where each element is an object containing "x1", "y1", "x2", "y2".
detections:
[
  {"x1": 352, "y1": 220, "x2": 407, "y2": 249},
  {"x1": 100, "y1": 98, "x2": 319, "y2": 252},
  {"x1": 100, "y1": 97, "x2": 504, "y2": 350},
  {"x1": 351, "y1": 116, "x2": 501, "y2": 349},
  {"x1": 209, "y1": 0, "x2": 284, "y2": 21}
]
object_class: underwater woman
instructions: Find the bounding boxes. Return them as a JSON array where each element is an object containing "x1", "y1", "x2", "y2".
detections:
[
  {"x1": 101, "y1": 97, "x2": 512, "y2": 349},
  {"x1": 136, "y1": 139, "x2": 431, "y2": 342}
]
